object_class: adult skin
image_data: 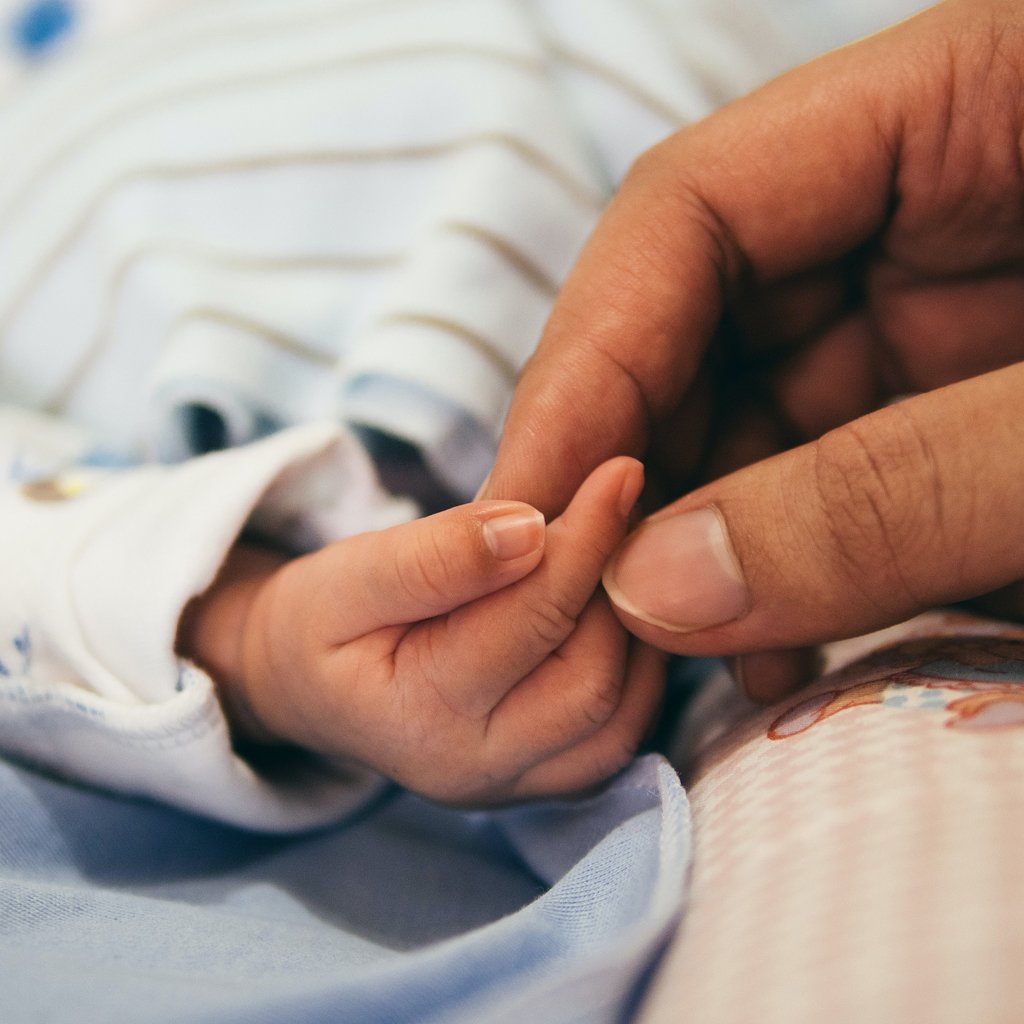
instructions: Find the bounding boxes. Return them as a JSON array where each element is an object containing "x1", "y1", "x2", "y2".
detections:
[{"x1": 484, "y1": 0, "x2": 1024, "y2": 699}]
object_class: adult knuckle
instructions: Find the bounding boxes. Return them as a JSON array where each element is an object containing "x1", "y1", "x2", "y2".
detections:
[
  {"x1": 811, "y1": 408, "x2": 950, "y2": 606},
  {"x1": 618, "y1": 150, "x2": 717, "y2": 280},
  {"x1": 621, "y1": 138, "x2": 671, "y2": 187}
]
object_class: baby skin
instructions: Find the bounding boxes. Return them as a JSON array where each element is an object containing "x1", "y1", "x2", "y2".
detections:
[{"x1": 177, "y1": 457, "x2": 664, "y2": 806}]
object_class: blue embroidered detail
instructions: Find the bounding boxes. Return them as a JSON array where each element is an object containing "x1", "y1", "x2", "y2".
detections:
[
  {"x1": 0, "y1": 627, "x2": 32, "y2": 677},
  {"x1": 10, "y1": 0, "x2": 76, "y2": 57},
  {"x1": 13, "y1": 626, "x2": 31, "y2": 673}
]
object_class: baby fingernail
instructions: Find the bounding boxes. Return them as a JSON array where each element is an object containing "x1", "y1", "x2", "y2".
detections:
[
  {"x1": 483, "y1": 508, "x2": 545, "y2": 560},
  {"x1": 603, "y1": 507, "x2": 749, "y2": 632},
  {"x1": 617, "y1": 459, "x2": 645, "y2": 518}
]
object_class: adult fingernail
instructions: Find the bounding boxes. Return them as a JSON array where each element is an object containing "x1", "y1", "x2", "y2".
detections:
[
  {"x1": 604, "y1": 507, "x2": 749, "y2": 632},
  {"x1": 482, "y1": 508, "x2": 545, "y2": 560}
]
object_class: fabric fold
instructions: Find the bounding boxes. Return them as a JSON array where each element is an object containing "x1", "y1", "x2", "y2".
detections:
[{"x1": 0, "y1": 418, "x2": 412, "y2": 829}]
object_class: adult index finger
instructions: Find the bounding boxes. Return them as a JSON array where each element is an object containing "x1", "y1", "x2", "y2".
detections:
[{"x1": 484, "y1": 3, "x2": 958, "y2": 515}]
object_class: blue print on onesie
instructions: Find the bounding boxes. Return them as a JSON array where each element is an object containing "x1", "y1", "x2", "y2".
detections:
[{"x1": 0, "y1": 626, "x2": 31, "y2": 678}]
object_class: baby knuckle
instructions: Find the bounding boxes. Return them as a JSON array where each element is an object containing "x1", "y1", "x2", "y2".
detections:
[
  {"x1": 399, "y1": 533, "x2": 453, "y2": 610},
  {"x1": 524, "y1": 594, "x2": 578, "y2": 649},
  {"x1": 574, "y1": 670, "x2": 623, "y2": 728}
]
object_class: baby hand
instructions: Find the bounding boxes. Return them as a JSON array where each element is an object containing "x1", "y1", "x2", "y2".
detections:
[{"x1": 181, "y1": 458, "x2": 664, "y2": 805}]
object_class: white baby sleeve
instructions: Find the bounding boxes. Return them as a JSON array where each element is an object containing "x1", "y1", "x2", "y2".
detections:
[{"x1": 0, "y1": 415, "x2": 413, "y2": 831}]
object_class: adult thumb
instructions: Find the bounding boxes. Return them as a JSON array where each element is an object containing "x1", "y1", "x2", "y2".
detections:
[{"x1": 602, "y1": 362, "x2": 1024, "y2": 696}]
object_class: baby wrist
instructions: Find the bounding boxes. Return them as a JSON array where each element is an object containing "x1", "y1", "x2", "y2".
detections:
[{"x1": 176, "y1": 542, "x2": 287, "y2": 744}]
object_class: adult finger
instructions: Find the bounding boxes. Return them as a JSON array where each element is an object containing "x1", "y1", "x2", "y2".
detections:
[
  {"x1": 484, "y1": 4, "x2": 927, "y2": 513},
  {"x1": 602, "y1": 362, "x2": 1024, "y2": 700}
]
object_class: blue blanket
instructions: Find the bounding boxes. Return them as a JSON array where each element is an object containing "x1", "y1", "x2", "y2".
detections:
[{"x1": 0, "y1": 753, "x2": 690, "y2": 1023}]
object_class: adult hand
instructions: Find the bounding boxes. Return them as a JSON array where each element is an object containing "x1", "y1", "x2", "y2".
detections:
[{"x1": 484, "y1": 0, "x2": 1024, "y2": 699}]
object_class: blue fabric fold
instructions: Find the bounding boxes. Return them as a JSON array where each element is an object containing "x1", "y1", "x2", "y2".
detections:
[{"x1": 0, "y1": 753, "x2": 690, "y2": 1023}]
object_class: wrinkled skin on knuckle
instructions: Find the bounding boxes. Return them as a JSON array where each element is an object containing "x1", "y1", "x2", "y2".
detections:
[
  {"x1": 402, "y1": 530, "x2": 458, "y2": 612},
  {"x1": 523, "y1": 592, "x2": 579, "y2": 650},
  {"x1": 570, "y1": 664, "x2": 623, "y2": 730},
  {"x1": 616, "y1": 137, "x2": 729, "y2": 292},
  {"x1": 623, "y1": 147, "x2": 736, "y2": 288},
  {"x1": 394, "y1": 624, "x2": 470, "y2": 722},
  {"x1": 810, "y1": 410, "x2": 948, "y2": 615},
  {"x1": 889, "y1": 3, "x2": 1024, "y2": 267}
]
